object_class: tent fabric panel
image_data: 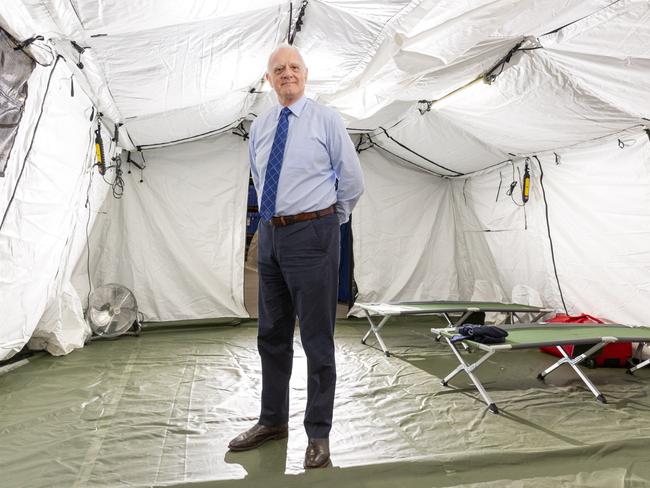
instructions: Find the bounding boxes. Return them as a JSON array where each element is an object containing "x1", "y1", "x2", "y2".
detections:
[
  {"x1": 0, "y1": 0, "x2": 82, "y2": 40},
  {"x1": 377, "y1": 108, "x2": 511, "y2": 174},
  {"x1": 69, "y1": 0, "x2": 287, "y2": 37},
  {"x1": 319, "y1": 0, "x2": 611, "y2": 124},
  {"x1": 0, "y1": 61, "x2": 100, "y2": 361},
  {"x1": 72, "y1": 134, "x2": 250, "y2": 322},
  {"x1": 294, "y1": 1, "x2": 409, "y2": 96},
  {"x1": 541, "y1": 0, "x2": 650, "y2": 119},
  {"x1": 435, "y1": 50, "x2": 640, "y2": 155},
  {"x1": 351, "y1": 147, "x2": 457, "y2": 314},
  {"x1": 123, "y1": 92, "x2": 249, "y2": 149},
  {"x1": 449, "y1": 159, "x2": 562, "y2": 313},
  {"x1": 451, "y1": 130, "x2": 650, "y2": 326},
  {"x1": 86, "y1": 6, "x2": 284, "y2": 119},
  {"x1": 540, "y1": 130, "x2": 650, "y2": 325}
]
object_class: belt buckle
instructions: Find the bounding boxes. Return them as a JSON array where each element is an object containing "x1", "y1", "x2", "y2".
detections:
[{"x1": 279, "y1": 216, "x2": 288, "y2": 226}]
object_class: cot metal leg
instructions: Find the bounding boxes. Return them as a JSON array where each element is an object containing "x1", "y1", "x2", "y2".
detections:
[
  {"x1": 627, "y1": 343, "x2": 648, "y2": 374},
  {"x1": 531, "y1": 311, "x2": 551, "y2": 322},
  {"x1": 434, "y1": 313, "x2": 457, "y2": 342},
  {"x1": 361, "y1": 312, "x2": 392, "y2": 357},
  {"x1": 628, "y1": 357, "x2": 650, "y2": 374},
  {"x1": 432, "y1": 312, "x2": 457, "y2": 342},
  {"x1": 441, "y1": 337, "x2": 499, "y2": 413},
  {"x1": 537, "y1": 343, "x2": 608, "y2": 403},
  {"x1": 451, "y1": 310, "x2": 477, "y2": 327}
]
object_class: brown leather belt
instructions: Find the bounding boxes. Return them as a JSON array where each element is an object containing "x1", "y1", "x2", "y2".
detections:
[{"x1": 271, "y1": 205, "x2": 336, "y2": 227}]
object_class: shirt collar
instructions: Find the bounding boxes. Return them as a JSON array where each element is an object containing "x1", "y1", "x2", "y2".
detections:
[{"x1": 276, "y1": 96, "x2": 307, "y2": 119}]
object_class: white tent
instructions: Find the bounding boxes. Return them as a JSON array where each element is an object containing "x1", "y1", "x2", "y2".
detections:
[{"x1": 1, "y1": 0, "x2": 649, "y2": 361}]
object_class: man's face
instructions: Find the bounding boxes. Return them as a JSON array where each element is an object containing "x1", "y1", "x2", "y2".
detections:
[{"x1": 265, "y1": 47, "x2": 307, "y2": 106}]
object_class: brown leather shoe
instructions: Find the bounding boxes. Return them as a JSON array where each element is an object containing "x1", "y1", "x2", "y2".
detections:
[
  {"x1": 303, "y1": 438, "x2": 330, "y2": 469},
  {"x1": 228, "y1": 423, "x2": 288, "y2": 451}
]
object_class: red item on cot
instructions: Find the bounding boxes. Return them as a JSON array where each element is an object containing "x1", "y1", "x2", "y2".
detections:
[{"x1": 539, "y1": 314, "x2": 632, "y2": 367}]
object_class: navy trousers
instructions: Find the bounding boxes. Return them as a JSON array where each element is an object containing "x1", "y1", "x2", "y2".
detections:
[{"x1": 257, "y1": 212, "x2": 339, "y2": 439}]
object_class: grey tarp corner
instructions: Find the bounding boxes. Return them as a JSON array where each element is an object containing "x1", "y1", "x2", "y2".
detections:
[{"x1": 0, "y1": 28, "x2": 33, "y2": 177}]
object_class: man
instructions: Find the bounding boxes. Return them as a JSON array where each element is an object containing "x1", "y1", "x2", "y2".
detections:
[{"x1": 228, "y1": 44, "x2": 364, "y2": 469}]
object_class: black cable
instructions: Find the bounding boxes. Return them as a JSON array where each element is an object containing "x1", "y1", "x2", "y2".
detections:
[
  {"x1": 355, "y1": 133, "x2": 365, "y2": 153},
  {"x1": 6, "y1": 30, "x2": 55, "y2": 67},
  {"x1": 109, "y1": 153, "x2": 125, "y2": 198},
  {"x1": 137, "y1": 119, "x2": 244, "y2": 150},
  {"x1": 378, "y1": 127, "x2": 464, "y2": 176},
  {"x1": 495, "y1": 172, "x2": 503, "y2": 202},
  {"x1": 126, "y1": 151, "x2": 146, "y2": 184},
  {"x1": 368, "y1": 136, "x2": 446, "y2": 178},
  {"x1": 508, "y1": 164, "x2": 525, "y2": 207},
  {"x1": 519, "y1": 123, "x2": 645, "y2": 157},
  {"x1": 232, "y1": 121, "x2": 249, "y2": 140},
  {"x1": 483, "y1": 40, "x2": 525, "y2": 84},
  {"x1": 84, "y1": 161, "x2": 95, "y2": 312},
  {"x1": 83, "y1": 118, "x2": 97, "y2": 312},
  {"x1": 12, "y1": 34, "x2": 44, "y2": 51},
  {"x1": 289, "y1": 1, "x2": 309, "y2": 45},
  {"x1": 1, "y1": 56, "x2": 62, "y2": 232},
  {"x1": 540, "y1": 0, "x2": 621, "y2": 37},
  {"x1": 288, "y1": 2, "x2": 293, "y2": 44},
  {"x1": 535, "y1": 155, "x2": 568, "y2": 314}
]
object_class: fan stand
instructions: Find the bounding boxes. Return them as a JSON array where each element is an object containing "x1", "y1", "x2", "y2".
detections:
[{"x1": 89, "y1": 318, "x2": 142, "y2": 341}]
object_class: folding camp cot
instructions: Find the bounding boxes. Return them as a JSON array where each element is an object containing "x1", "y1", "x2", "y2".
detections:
[
  {"x1": 431, "y1": 323, "x2": 650, "y2": 414},
  {"x1": 356, "y1": 301, "x2": 551, "y2": 357}
]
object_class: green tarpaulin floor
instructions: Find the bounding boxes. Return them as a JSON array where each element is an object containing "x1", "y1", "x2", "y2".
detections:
[{"x1": 2, "y1": 317, "x2": 650, "y2": 487}]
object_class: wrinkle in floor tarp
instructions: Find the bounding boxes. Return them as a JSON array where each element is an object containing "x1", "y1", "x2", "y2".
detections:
[{"x1": 2, "y1": 318, "x2": 650, "y2": 487}]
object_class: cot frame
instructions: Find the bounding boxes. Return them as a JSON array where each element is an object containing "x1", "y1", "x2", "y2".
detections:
[
  {"x1": 432, "y1": 323, "x2": 650, "y2": 414},
  {"x1": 628, "y1": 344, "x2": 650, "y2": 374},
  {"x1": 356, "y1": 301, "x2": 551, "y2": 357}
]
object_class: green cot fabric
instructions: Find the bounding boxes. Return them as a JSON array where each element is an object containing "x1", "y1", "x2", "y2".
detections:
[
  {"x1": 435, "y1": 324, "x2": 650, "y2": 350},
  {"x1": 503, "y1": 325, "x2": 650, "y2": 348},
  {"x1": 385, "y1": 301, "x2": 546, "y2": 313}
]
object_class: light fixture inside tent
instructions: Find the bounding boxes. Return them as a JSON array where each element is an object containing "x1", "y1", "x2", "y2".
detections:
[{"x1": 87, "y1": 284, "x2": 141, "y2": 339}]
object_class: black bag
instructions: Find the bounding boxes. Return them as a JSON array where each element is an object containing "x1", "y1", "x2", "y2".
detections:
[
  {"x1": 459, "y1": 311, "x2": 485, "y2": 325},
  {"x1": 451, "y1": 325, "x2": 508, "y2": 344}
]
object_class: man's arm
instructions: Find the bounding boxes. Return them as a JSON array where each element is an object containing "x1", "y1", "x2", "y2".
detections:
[
  {"x1": 327, "y1": 113, "x2": 365, "y2": 224},
  {"x1": 248, "y1": 121, "x2": 260, "y2": 197}
]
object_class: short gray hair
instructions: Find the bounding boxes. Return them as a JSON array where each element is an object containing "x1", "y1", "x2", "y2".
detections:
[{"x1": 266, "y1": 43, "x2": 307, "y2": 73}]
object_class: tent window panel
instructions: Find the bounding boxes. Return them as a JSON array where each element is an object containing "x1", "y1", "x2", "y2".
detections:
[{"x1": 0, "y1": 29, "x2": 35, "y2": 177}]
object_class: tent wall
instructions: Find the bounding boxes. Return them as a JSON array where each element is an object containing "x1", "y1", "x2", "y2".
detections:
[
  {"x1": 450, "y1": 129, "x2": 650, "y2": 324},
  {"x1": 72, "y1": 135, "x2": 250, "y2": 322},
  {"x1": 352, "y1": 148, "x2": 458, "y2": 310},
  {"x1": 0, "y1": 59, "x2": 109, "y2": 361},
  {"x1": 353, "y1": 129, "x2": 650, "y2": 326},
  {"x1": 450, "y1": 158, "x2": 563, "y2": 311},
  {"x1": 540, "y1": 130, "x2": 650, "y2": 324}
]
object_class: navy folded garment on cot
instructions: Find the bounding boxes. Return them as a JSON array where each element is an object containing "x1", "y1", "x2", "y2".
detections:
[{"x1": 451, "y1": 325, "x2": 509, "y2": 344}]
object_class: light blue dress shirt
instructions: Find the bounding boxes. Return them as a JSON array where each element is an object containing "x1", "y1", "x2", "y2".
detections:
[{"x1": 249, "y1": 97, "x2": 364, "y2": 224}]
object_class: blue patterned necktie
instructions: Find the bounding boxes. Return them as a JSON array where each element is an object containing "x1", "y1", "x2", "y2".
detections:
[{"x1": 259, "y1": 107, "x2": 291, "y2": 221}]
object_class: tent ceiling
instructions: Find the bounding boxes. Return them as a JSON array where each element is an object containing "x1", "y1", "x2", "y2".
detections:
[{"x1": 2, "y1": 0, "x2": 648, "y2": 168}]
